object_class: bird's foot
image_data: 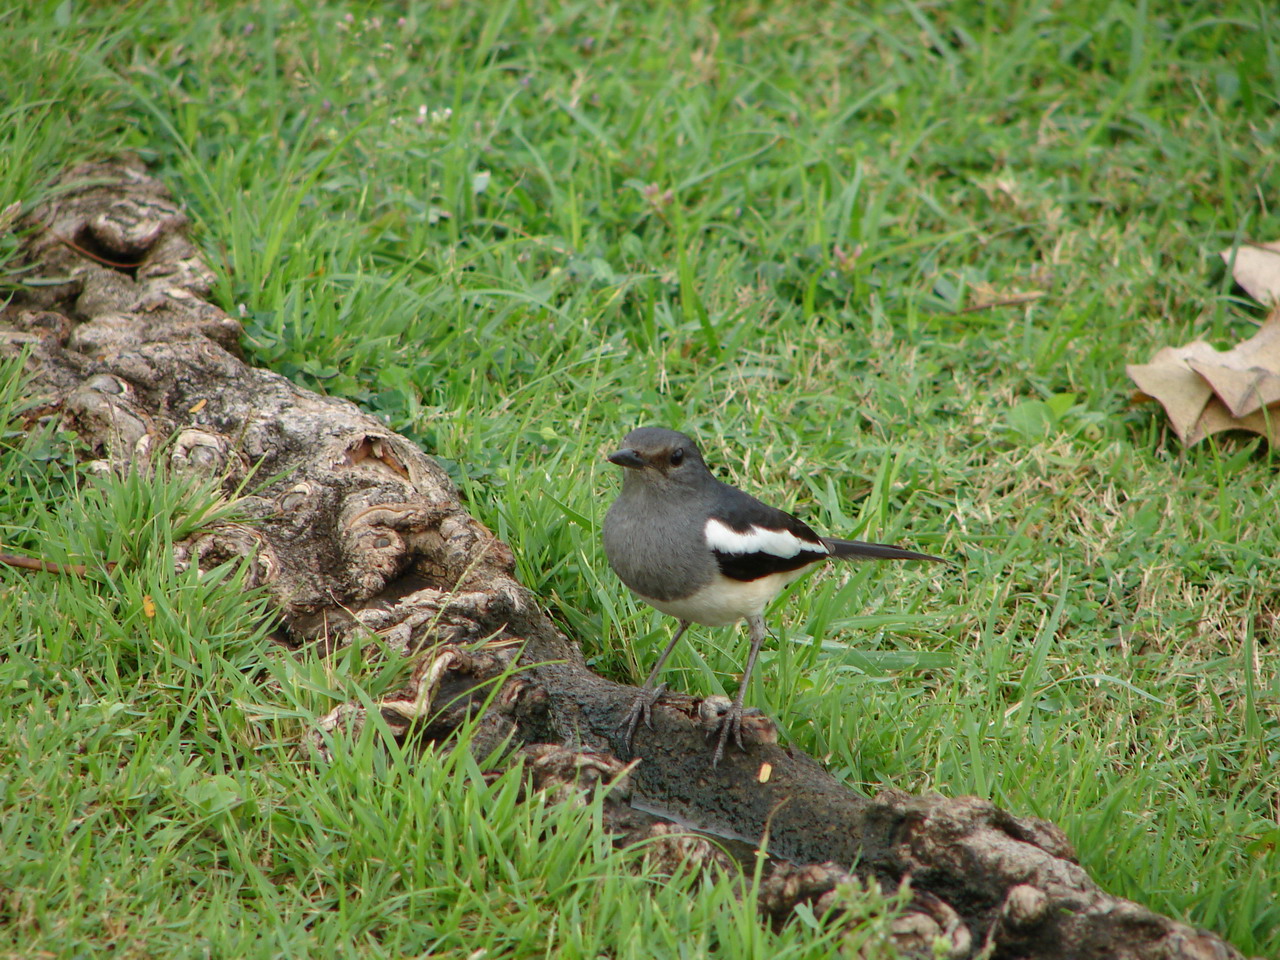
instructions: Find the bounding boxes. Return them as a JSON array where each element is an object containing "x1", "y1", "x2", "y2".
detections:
[
  {"x1": 699, "y1": 696, "x2": 776, "y2": 767},
  {"x1": 618, "y1": 683, "x2": 667, "y2": 757},
  {"x1": 710, "y1": 702, "x2": 744, "y2": 768}
]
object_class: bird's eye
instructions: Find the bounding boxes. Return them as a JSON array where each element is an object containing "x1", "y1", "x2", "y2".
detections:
[{"x1": 670, "y1": 448, "x2": 685, "y2": 466}]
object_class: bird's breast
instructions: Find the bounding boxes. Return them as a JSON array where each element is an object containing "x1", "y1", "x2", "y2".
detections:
[{"x1": 603, "y1": 498, "x2": 716, "y2": 603}]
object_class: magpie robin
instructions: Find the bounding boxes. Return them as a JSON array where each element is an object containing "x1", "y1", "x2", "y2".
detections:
[{"x1": 602, "y1": 427, "x2": 943, "y2": 766}]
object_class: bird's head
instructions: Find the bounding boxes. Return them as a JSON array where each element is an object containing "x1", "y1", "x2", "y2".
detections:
[{"x1": 606, "y1": 427, "x2": 710, "y2": 491}]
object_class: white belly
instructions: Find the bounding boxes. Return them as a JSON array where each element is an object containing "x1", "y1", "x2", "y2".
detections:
[{"x1": 637, "y1": 568, "x2": 811, "y2": 626}]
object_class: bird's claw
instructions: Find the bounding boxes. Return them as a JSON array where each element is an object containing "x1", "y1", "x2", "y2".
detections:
[
  {"x1": 708, "y1": 700, "x2": 747, "y2": 768},
  {"x1": 618, "y1": 683, "x2": 667, "y2": 756}
]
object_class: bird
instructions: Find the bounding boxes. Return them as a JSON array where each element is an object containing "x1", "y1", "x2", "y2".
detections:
[{"x1": 602, "y1": 426, "x2": 944, "y2": 766}]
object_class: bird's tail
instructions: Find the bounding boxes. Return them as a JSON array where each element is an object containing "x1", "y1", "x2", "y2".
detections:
[{"x1": 822, "y1": 537, "x2": 946, "y2": 564}]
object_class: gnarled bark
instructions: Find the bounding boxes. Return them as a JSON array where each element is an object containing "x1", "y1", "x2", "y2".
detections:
[{"x1": 0, "y1": 158, "x2": 1246, "y2": 960}]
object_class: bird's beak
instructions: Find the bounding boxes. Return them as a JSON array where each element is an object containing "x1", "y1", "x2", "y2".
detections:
[{"x1": 607, "y1": 448, "x2": 646, "y2": 469}]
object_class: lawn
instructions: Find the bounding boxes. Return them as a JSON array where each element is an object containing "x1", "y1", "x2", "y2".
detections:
[{"x1": 2, "y1": 0, "x2": 1278, "y2": 956}]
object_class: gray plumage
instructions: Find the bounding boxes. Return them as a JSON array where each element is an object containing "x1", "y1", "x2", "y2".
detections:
[{"x1": 603, "y1": 430, "x2": 720, "y2": 603}]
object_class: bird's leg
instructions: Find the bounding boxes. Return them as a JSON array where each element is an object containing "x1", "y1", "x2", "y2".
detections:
[
  {"x1": 619, "y1": 619, "x2": 690, "y2": 756},
  {"x1": 711, "y1": 614, "x2": 767, "y2": 767}
]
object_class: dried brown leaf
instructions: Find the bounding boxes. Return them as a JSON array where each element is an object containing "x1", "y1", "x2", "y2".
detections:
[
  {"x1": 1185, "y1": 311, "x2": 1280, "y2": 417},
  {"x1": 1127, "y1": 342, "x2": 1221, "y2": 441},
  {"x1": 1221, "y1": 241, "x2": 1280, "y2": 305},
  {"x1": 1127, "y1": 310, "x2": 1280, "y2": 445},
  {"x1": 1188, "y1": 397, "x2": 1275, "y2": 445}
]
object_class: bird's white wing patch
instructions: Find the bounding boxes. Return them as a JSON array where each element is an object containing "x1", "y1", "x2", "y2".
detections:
[{"x1": 704, "y1": 517, "x2": 828, "y2": 559}]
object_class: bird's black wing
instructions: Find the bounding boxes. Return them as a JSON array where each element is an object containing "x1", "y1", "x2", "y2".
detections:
[{"x1": 704, "y1": 483, "x2": 831, "y2": 582}]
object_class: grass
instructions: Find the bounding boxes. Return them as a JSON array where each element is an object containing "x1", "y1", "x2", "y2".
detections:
[{"x1": 2, "y1": 0, "x2": 1278, "y2": 955}]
